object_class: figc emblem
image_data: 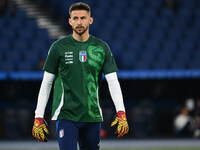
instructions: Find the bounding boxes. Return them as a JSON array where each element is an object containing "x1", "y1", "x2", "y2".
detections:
[{"x1": 79, "y1": 51, "x2": 87, "y2": 62}]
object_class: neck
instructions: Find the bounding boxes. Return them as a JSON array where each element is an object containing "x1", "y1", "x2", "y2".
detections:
[{"x1": 72, "y1": 31, "x2": 90, "y2": 42}]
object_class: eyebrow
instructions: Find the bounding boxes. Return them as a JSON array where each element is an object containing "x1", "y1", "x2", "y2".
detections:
[{"x1": 72, "y1": 16, "x2": 87, "y2": 19}]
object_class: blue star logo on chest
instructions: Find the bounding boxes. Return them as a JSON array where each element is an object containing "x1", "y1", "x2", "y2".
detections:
[{"x1": 79, "y1": 51, "x2": 87, "y2": 62}]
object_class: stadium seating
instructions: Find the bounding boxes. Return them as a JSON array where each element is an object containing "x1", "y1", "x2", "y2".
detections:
[
  {"x1": 0, "y1": 8, "x2": 53, "y2": 71},
  {"x1": 0, "y1": 0, "x2": 200, "y2": 71}
]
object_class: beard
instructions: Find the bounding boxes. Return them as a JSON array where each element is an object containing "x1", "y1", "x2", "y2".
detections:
[{"x1": 72, "y1": 25, "x2": 89, "y2": 35}]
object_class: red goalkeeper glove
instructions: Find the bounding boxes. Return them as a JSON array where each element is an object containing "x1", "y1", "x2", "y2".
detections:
[
  {"x1": 111, "y1": 111, "x2": 129, "y2": 138},
  {"x1": 32, "y1": 118, "x2": 49, "y2": 142}
]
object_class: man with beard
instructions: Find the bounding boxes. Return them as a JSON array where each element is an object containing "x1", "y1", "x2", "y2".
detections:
[{"x1": 32, "y1": 2, "x2": 129, "y2": 150}]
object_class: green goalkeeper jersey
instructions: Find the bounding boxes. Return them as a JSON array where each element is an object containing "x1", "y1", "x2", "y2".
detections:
[{"x1": 43, "y1": 34, "x2": 118, "y2": 122}]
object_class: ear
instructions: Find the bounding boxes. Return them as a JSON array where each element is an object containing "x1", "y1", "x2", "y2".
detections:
[
  {"x1": 69, "y1": 18, "x2": 72, "y2": 25},
  {"x1": 89, "y1": 17, "x2": 93, "y2": 25}
]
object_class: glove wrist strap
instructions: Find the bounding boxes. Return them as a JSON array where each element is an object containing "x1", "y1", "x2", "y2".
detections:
[
  {"x1": 34, "y1": 118, "x2": 44, "y2": 126},
  {"x1": 117, "y1": 111, "x2": 126, "y2": 120}
]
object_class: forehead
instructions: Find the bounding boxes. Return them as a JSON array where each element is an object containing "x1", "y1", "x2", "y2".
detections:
[{"x1": 70, "y1": 10, "x2": 89, "y2": 17}]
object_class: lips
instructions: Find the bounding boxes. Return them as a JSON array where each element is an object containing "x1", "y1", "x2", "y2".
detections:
[{"x1": 76, "y1": 26, "x2": 84, "y2": 30}]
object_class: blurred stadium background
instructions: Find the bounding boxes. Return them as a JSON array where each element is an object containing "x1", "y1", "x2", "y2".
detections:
[{"x1": 1, "y1": 0, "x2": 200, "y2": 149}]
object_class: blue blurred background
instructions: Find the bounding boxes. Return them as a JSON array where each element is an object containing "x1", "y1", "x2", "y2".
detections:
[{"x1": 0, "y1": 0, "x2": 200, "y2": 140}]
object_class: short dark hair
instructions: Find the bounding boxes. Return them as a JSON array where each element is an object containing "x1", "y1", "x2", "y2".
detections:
[{"x1": 69, "y1": 2, "x2": 91, "y2": 17}]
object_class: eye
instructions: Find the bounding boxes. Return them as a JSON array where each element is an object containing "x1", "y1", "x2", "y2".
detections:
[{"x1": 73, "y1": 17, "x2": 78, "y2": 20}]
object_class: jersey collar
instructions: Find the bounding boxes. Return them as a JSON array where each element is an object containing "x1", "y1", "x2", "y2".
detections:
[{"x1": 70, "y1": 34, "x2": 92, "y2": 44}]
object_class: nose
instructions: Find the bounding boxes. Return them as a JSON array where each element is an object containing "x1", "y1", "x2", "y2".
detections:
[{"x1": 77, "y1": 18, "x2": 82, "y2": 25}]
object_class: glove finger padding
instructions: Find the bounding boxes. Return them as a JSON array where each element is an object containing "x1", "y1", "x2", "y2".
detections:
[
  {"x1": 117, "y1": 118, "x2": 128, "y2": 138},
  {"x1": 111, "y1": 117, "x2": 118, "y2": 127},
  {"x1": 43, "y1": 126, "x2": 49, "y2": 142},
  {"x1": 32, "y1": 118, "x2": 49, "y2": 142},
  {"x1": 40, "y1": 124, "x2": 49, "y2": 141},
  {"x1": 32, "y1": 126, "x2": 43, "y2": 142},
  {"x1": 111, "y1": 111, "x2": 129, "y2": 138},
  {"x1": 43, "y1": 120, "x2": 50, "y2": 135}
]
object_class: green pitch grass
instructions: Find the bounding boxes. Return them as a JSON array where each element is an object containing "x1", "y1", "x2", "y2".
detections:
[{"x1": 1, "y1": 148, "x2": 200, "y2": 150}]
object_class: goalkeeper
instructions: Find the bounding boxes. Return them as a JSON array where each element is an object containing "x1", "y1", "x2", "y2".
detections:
[{"x1": 32, "y1": 2, "x2": 129, "y2": 150}]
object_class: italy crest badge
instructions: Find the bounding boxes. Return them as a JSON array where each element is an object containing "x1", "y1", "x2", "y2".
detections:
[{"x1": 79, "y1": 51, "x2": 87, "y2": 62}]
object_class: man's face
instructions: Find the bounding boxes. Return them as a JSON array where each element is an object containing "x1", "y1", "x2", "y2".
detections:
[{"x1": 69, "y1": 10, "x2": 93, "y2": 35}]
